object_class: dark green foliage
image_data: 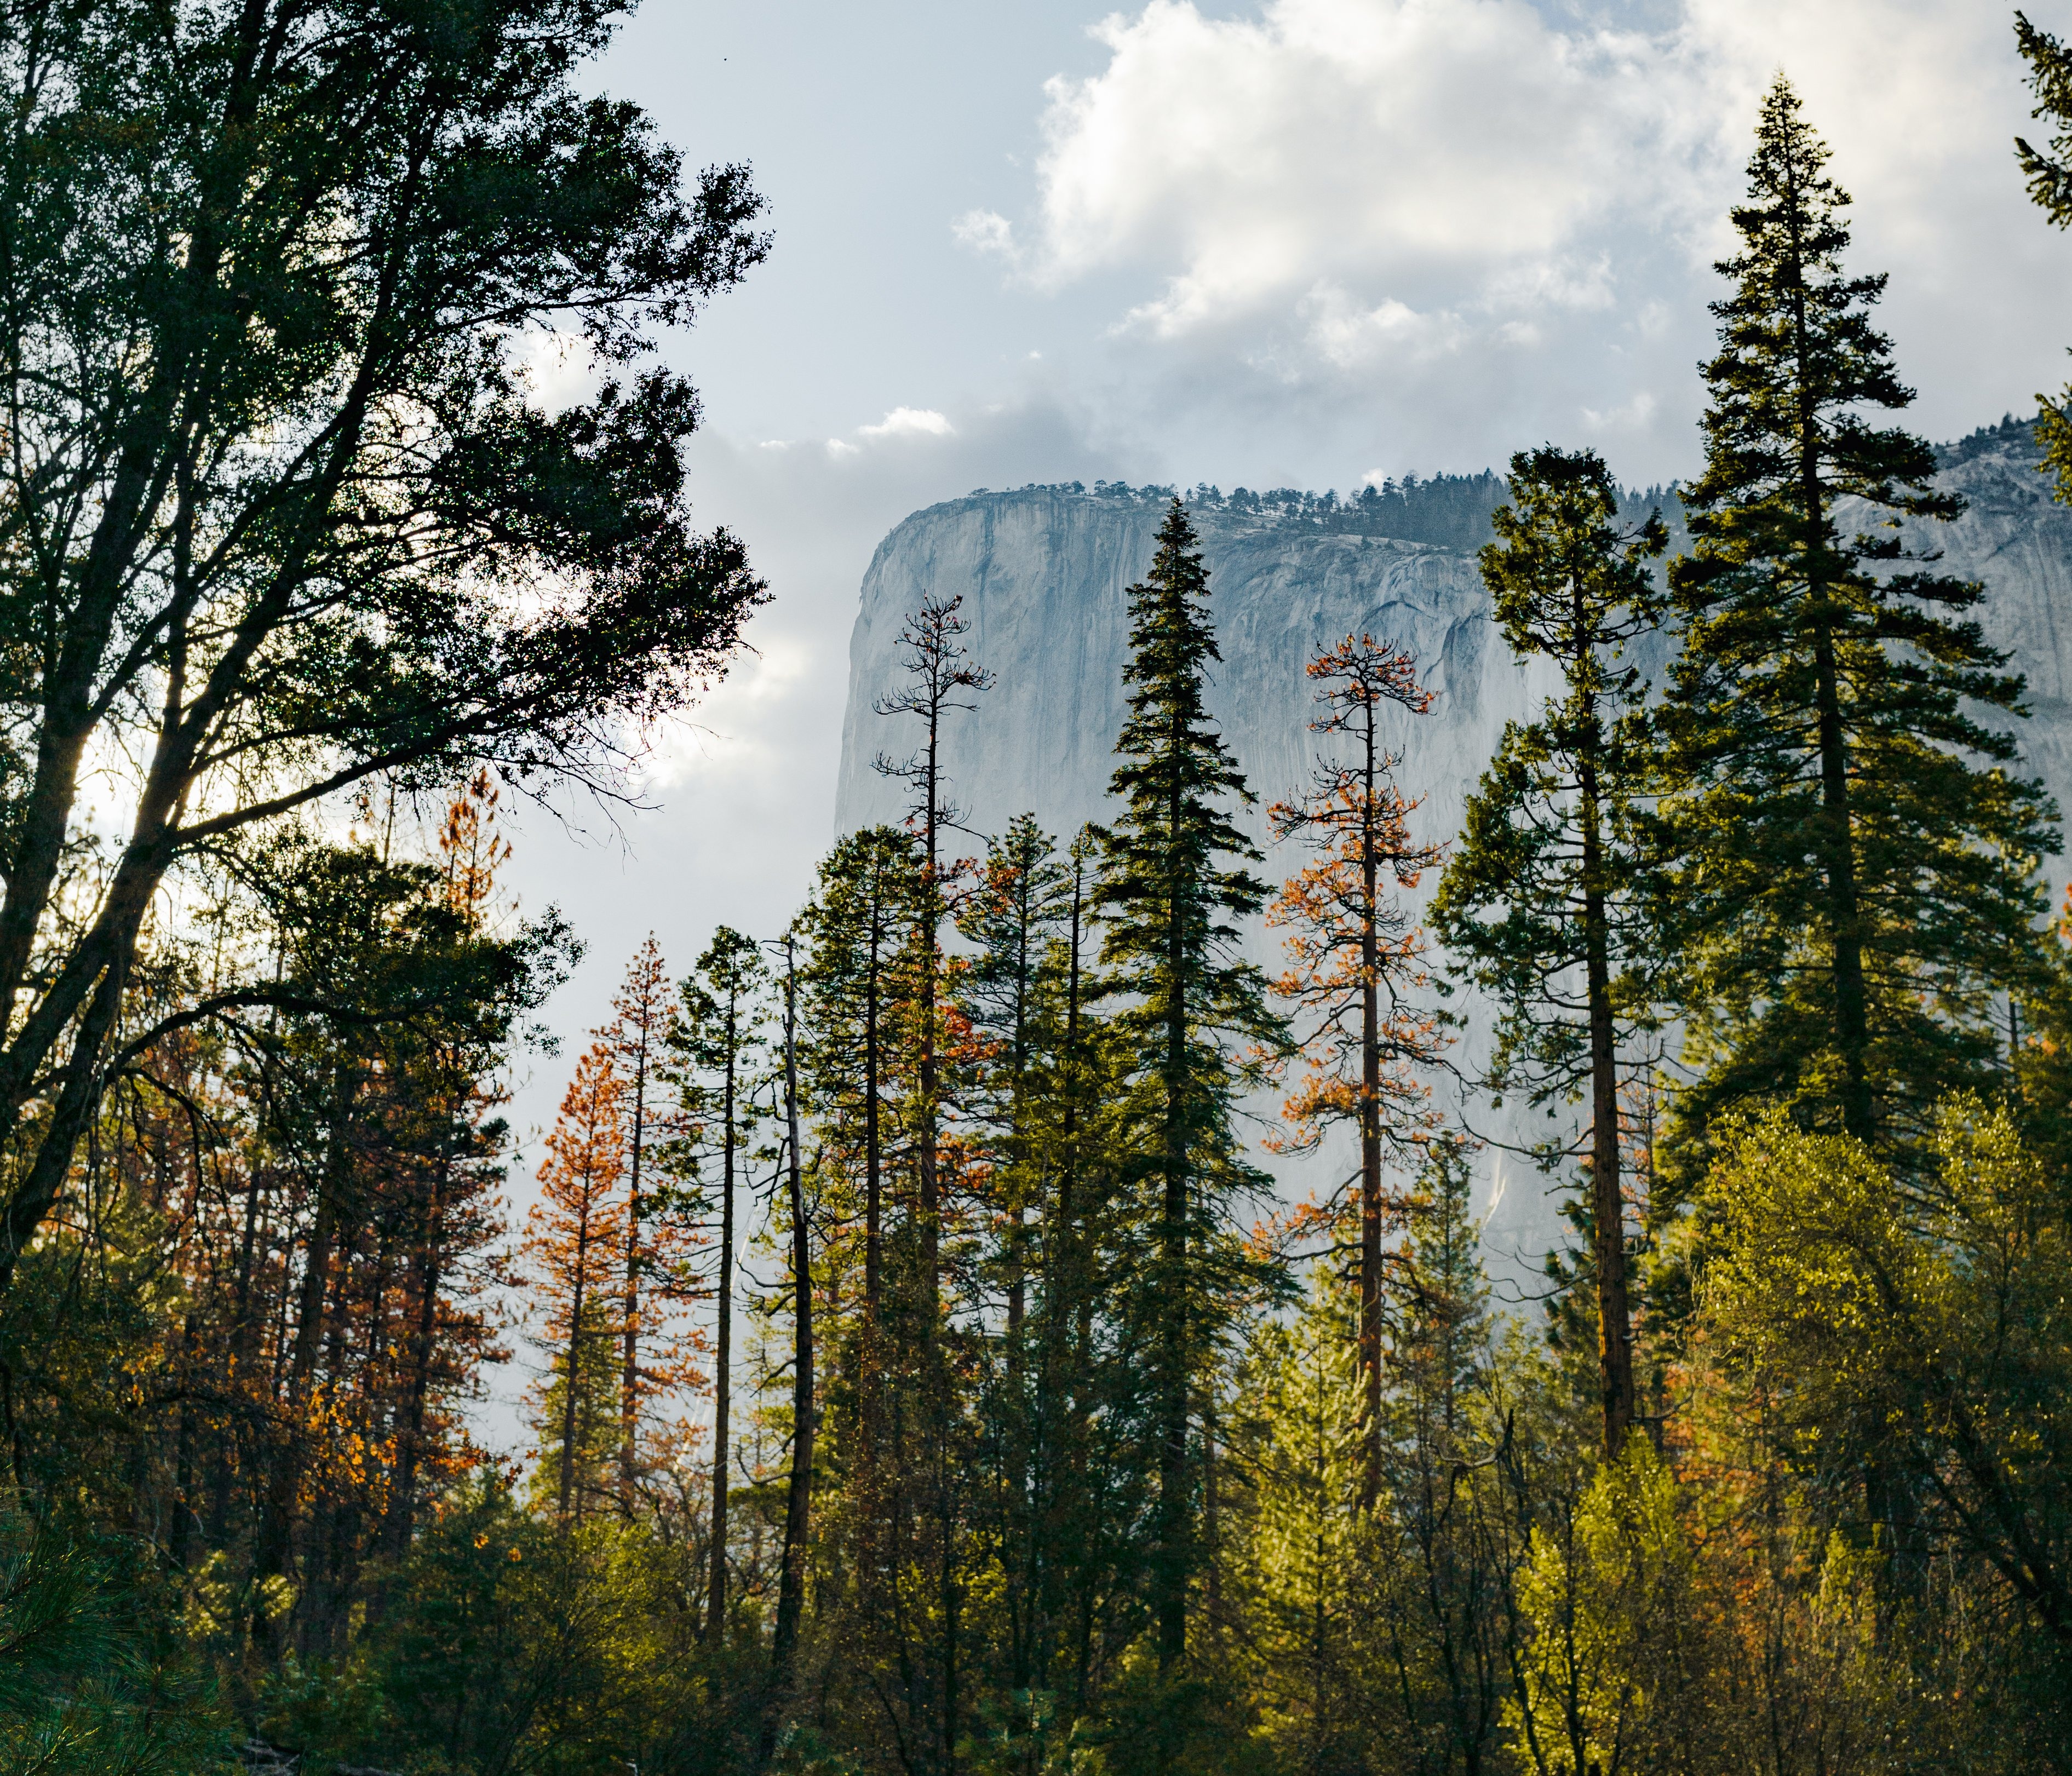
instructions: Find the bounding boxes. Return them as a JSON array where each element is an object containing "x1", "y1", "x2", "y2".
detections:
[
  {"x1": 1433, "y1": 445, "x2": 1666, "y2": 1452},
  {"x1": 1433, "y1": 449, "x2": 1666, "y2": 1116},
  {"x1": 2016, "y1": 11, "x2": 2072, "y2": 503},
  {"x1": 0, "y1": 0, "x2": 768, "y2": 1285},
  {"x1": 669, "y1": 926, "x2": 768, "y2": 1645},
  {"x1": 1095, "y1": 499, "x2": 1288, "y2": 1669},
  {"x1": 1657, "y1": 75, "x2": 2056, "y2": 1157},
  {"x1": 0, "y1": 1510, "x2": 231, "y2": 1775}
]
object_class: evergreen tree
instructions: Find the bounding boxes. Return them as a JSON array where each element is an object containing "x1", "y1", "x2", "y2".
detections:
[
  {"x1": 1432, "y1": 446, "x2": 1666, "y2": 1453},
  {"x1": 1233, "y1": 1295, "x2": 1370, "y2": 1776},
  {"x1": 803, "y1": 826, "x2": 921, "y2": 1337},
  {"x1": 1266, "y1": 634, "x2": 1445, "y2": 1496},
  {"x1": 759, "y1": 926, "x2": 817, "y2": 1770},
  {"x1": 960, "y1": 815, "x2": 1072, "y2": 1359},
  {"x1": 525, "y1": 1043, "x2": 628, "y2": 1524},
  {"x1": 1095, "y1": 499, "x2": 1285, "y2": 1668},
  {"x1": 1658, "y1": 77, "x2": 2057, "y2": 1155},
  {"x1": 1373, "y1": 1144, "x2": 1511, "y2": 1775},
  {"x1": 873, "y1": 600, "x2": 993, "y2": 1773},
  {"x1": 2016, "y1": 10, "x2": 2072, "y2": 501},
  {"x1": 957, "y1": 814, "x2": 1079, "y2": 1702},
  {"x1": 599, "y1": 937, "x2": 683, "y2": 1506},
  {"x1": 669, "y1": 926, "x2": 767, "y2": 1641},
  {"x1": 874, "y1": 596, "x2": 995, "y2": 1318}
]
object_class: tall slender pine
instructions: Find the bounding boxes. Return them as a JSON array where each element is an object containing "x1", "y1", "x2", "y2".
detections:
[
  {"x1": 670, "y1": 926, "x2": 765, "y2": 1641},
  {"x1": 1096, "y1": 499, "x2": 1284, "y2": 1667},
  {"x1": 1267, "y1": 635, "x2": 1444, "y2": 1497},
  {"x1": 1431, "y1": 447, "x2": 1665, "y2": 1455}
]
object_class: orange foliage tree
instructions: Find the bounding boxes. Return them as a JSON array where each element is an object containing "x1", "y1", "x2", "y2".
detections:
[
  {"x1": 1267, "y1": 633, "x2": 1447, "y2": 1496},
  {"x1": 598, "y1": 936, "x2": 700, "y2": 1505},
  {"x1": 525, "y1": 1042, "x2": 627, "y2": 1522}
]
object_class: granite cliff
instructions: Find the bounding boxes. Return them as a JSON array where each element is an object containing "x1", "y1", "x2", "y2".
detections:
[{"x1": 832, "y1": 418, "x2": 2072, "y2": 1263}]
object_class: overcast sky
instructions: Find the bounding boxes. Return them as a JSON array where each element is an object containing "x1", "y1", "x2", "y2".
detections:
[{"x1": 493, "y1": 0, "x2": 2072, "y2": 1159}]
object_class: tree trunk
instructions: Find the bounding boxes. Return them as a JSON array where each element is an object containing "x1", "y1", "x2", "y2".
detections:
[
  {"x1": 865, "y1": 911, "x2": 883, "y2": 1325},
  {"x1": 559, "y1": 1209, "x2": 593, "y2": 1524},
  {"x1": 761, "y1": 945, "x2": 814, "y2": 1769},
  {"x1": 619, "y1": 1034, "x2": 648, "y2": 1510},
  {"x1": 1358, "y1": 699, "x2": 1385, "y2": 1506},
  {"x1": 706, "y1": 1005, "x2": 737, "y2": 1641},
  {"x1": 1580, "y1": 748, "x2": 1635, "y2": 1456},
  {"x1": 1786, "y1": 215, "x2": 1873, "y2": 1145},
  {"x1": 254, "y1": 1061, "x2": 358, "y2": 1644},
  {"x1": 1812, "y1": 619, "x2": 1873, "y2": 1142},
  {"x1": 1157, "y1": 770, "x2": 1190, "y2": 1670}
]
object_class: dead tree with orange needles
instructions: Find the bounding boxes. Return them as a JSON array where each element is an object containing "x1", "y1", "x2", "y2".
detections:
[
  {"x1": 1268, "y1": 634, "x2": 1446, "y2": 1503},
  {"x1": 525, "y1": 1043, "x2": 628, "y2": 1523}
]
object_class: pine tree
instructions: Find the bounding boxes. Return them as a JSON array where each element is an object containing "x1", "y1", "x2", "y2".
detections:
[
  {"x1": 2016, "y1": 10, "x2": 2072, "y2": 500},
  {"x1": 872, "y1": 600, "x2": 992, "y2": 1772},
  {"x1": 599, "y1": 937, "x2": 681, "y2": 1505},
  {"x1": 1374, "y1": 1143, "x2": 1509, "y2": 1774},
  {"x1": 1266, "y1": 634, "x2": 1445, "y2": 1495},
  {"x1": 1024, "y1": 824, "x2": 1139, "y2": 1713},
  {"x1": 802, "y1": 826, "x2": 921, "y2": 1335},
  {"x1": 760, "y1": 927, "x2": 816, "y2": 1769},
  {"x1": 670, "y1": 926, "x2": 767, "y2": 1640},
  {"x1": 957, "y1": 813, "x2": 1077, "y2": 1697},
  {"x1": 1431, "y1": 446, "x2": 1666, "y2": 1453},
  {"x1": 874, "y1": 595, "x2": 995, "y2": 1319},
  {"x1": 960, "y1": 814, "x2": 1072, "y2": 1358},
  {"x1": 1659, "y1": 77, "x2": 2057, "y2": 1155},
  {"x1": 1096, "y1": 498, "x2": 1286, "y2": 1668},
  {"x1": 525, "y1": 1043, "x2": 628, "y2": 1524}
]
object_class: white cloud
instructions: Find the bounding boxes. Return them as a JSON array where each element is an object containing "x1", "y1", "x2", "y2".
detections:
[
  {"x1": 859, "y1": 406, "x2": 957, "y2": 440},
  {"x1": 955, "y1": 0, "x2": 2072, "y2": 479},
  {"x1": 952, "y1": 209, "x2": 1019, "y2": 262},
  {"x1": 1015, "y1": 0, "x2": 1717, "y2": 341}
]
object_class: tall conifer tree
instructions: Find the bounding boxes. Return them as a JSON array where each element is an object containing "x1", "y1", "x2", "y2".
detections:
[
  {"x1": 1096, "y1": 499, "x2": 1284, "y2": 1667},
  {"x1": 874, "y1": 596, "x2": 994, "y2": 1318},
  {"x1": 670, "y1": 926, "x2": 766, "y2": 1640},
  {"x1": 1267, "y1": 634, "x2": 1444, "y2": 1497},
  {"x1": 1660, "y1": 77, "x2": 2055, "y2": 1153},
  {"x1": 803, "y1": 826, "x2": 920, "y2": 1335},
  {"x1": 2015, "y1": 11, "x2": 2072, "y2": 499},
  {"x1": 1432, "y1": 447, "x2": 1666, "y2": 1453},
  {"x1": 600, "y1": 937, "x2": 678, "y2": 1505},
  {"x1": 525, "y1": 1043, "x2": 627, "y2": 1524}
]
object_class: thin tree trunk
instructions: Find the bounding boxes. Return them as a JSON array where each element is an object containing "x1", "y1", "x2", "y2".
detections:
[
  {"x1": 761, "y1": 944, "x2": 814, "y2": 1769},
  {"x1": 865, "y1": 907, "x2": 883, "y2": 1324},
  {"x1": 1157, "y1": 767, "x2": 1190, "y2": 1669},
  {"x1": 920, "y1": 721, "x2": 942, "y2": 1320},
  {"x1": 619, "y1": 1024, "x2": 650, "y2": 1508},
  {"x1": 1358, "y1": 697, "x2": 1385, "y2": 1507},
  {"x1": 706, "y1": 1002, "x2": 737, "y2": 1641},
  {"x1": 254, "y1": 1061, "x2": 357, "y2": 1642},
  {"x1": 1581, "y1": 753, "x2": 1635, "y2": 1455},
  {"x1": 559, "y1": 1205, "x2": 593, "y2": 1524},
  {"x1": 385, "y1": 1115, "x2": 451, "y2": 1561}
]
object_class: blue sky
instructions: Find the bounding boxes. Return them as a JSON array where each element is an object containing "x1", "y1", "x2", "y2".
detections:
[{"x1": 493, "y1": 0, "x2": 2072, "y2": 1207}]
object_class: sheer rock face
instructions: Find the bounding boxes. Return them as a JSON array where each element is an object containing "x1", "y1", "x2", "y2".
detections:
[{"x1": 833, "y1": 429, "x2": 2072, "y2": 1260}]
